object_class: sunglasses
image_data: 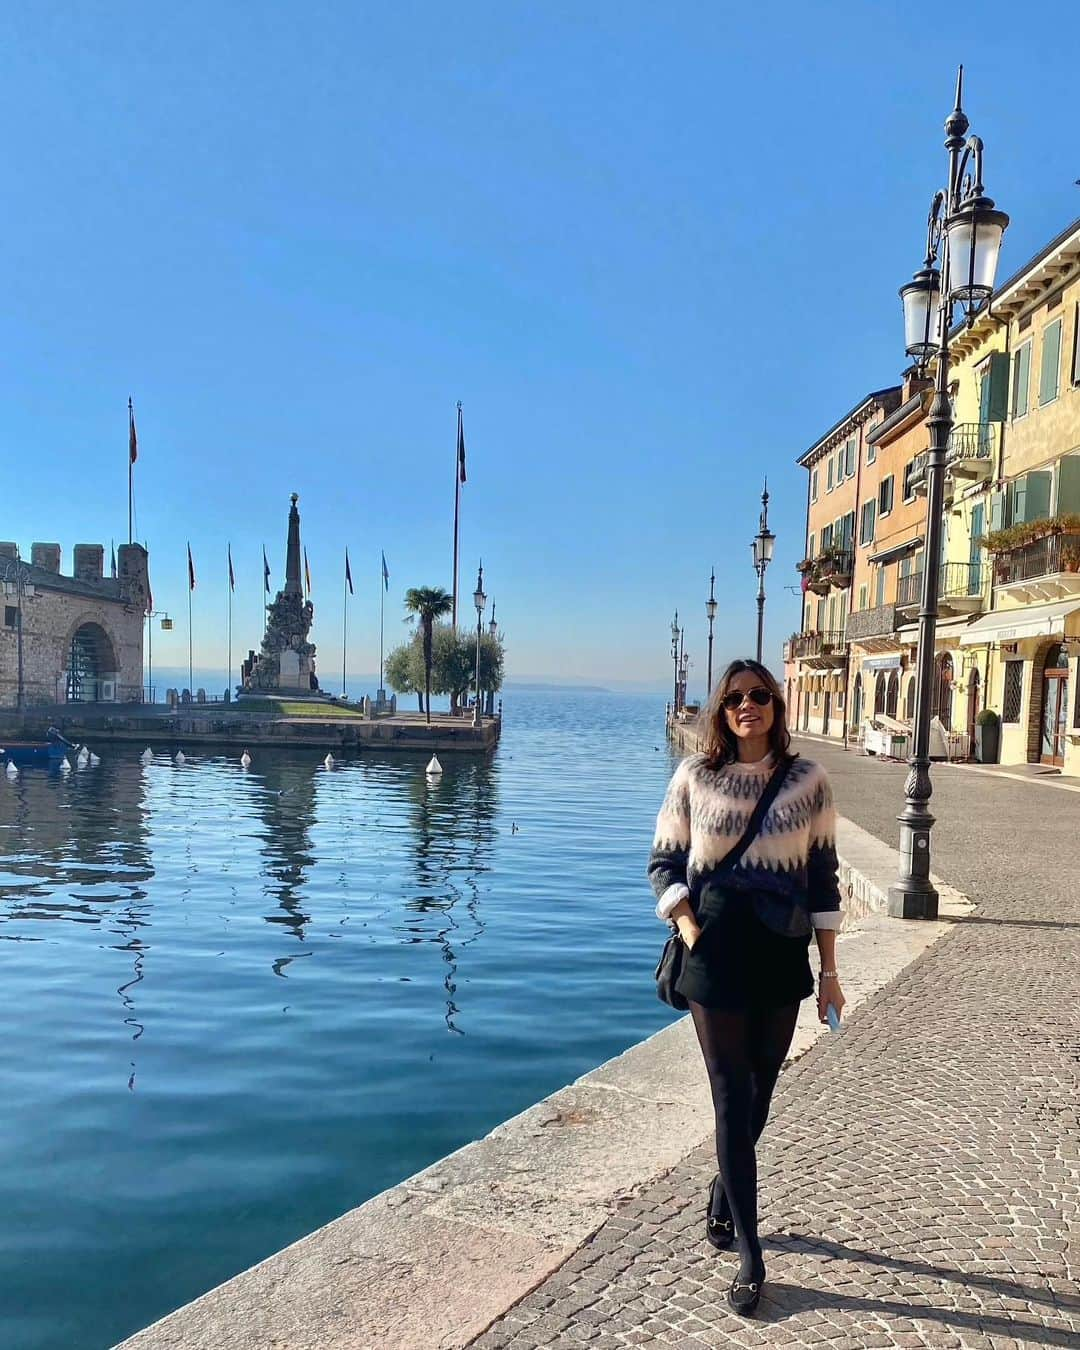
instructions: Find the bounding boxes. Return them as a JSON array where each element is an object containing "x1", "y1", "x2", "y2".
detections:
[{"x1": 721, "y1": 687, "x2": 774, "y2": 712}]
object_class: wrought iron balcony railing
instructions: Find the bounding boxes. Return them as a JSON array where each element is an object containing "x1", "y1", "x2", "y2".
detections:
[
  {"x1": 994, "y1": 532, "x2": 1080, "y2": 588},
  {"x1": 790, "y1": 629, "x2": 847, "y2": 660},
  {"x1": 895, "y1": 562, "x2": 984, "y2": 609}
]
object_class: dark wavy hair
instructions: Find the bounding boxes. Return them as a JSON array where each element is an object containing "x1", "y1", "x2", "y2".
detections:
[{"x1": 699, "y1": 659, "x2": 792, "y2": 769}]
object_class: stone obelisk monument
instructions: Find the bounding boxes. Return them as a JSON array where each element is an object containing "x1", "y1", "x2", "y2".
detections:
[{"x1": 241, "y1": 494, "x2": 319, "y2": 693}]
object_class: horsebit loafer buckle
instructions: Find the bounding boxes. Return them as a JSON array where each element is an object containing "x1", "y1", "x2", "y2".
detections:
[
  {"x1": 708, "y1": 1217, "x2": 733, "y2": 1232},
  {"x1": 733, "y1": 1281, "x2": 758, "y2": 1293}
]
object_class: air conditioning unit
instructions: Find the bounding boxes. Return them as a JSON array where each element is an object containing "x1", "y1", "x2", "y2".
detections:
[{"x1": 100, "y1": 679, "x2": 116, "y2": 702}]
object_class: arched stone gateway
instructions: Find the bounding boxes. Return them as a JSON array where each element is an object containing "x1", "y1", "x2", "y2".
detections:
[{"x1": 65, "y1": 620, "x2": 119, "y2": 702}]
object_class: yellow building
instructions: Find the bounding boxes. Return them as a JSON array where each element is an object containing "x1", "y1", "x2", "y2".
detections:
[
  {"x1": 785, "y1": 388, "x2": 902, "y2": 739},
  {"x1": 945, "y1": 217, "x2": 1080, "y2": 771}
]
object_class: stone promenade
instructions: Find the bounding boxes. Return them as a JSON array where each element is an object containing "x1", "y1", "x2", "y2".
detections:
[{"x1": 469, "y1": 741, "x2": 1080, "y2": 1350}]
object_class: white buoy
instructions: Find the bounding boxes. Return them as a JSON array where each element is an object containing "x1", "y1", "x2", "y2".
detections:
[
  {"x1": 77, "y1": 746, "x2": 90, "y2": 765},
  {"x1": 140, "y1": 747, "x2": 154, "y2": 764},
  {"x1": 59, "y1": 757, "x2": 72, "y2": 774},
  {"x1": 4, "y1": 761, "x2": 17, "y2": 779},
  {"x1": 323, "y1": 753, "x2": 335, "y2": 770},
  {"x1": 175, "y1": 750, "x2": 186, "y2": 765},
  {"x1": 426, "y1": 755, "x2": 443, "y2": 776},
  {"x1": 240, "y1": 750, "x2": 252, "y2": 769},
  {"x1": 89, "y1": 753, "x2": 100, "y2": 766}
]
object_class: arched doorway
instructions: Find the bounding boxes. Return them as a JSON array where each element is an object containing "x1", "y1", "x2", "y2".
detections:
[
  {"x1": 851, "y1": 673, "x2": 863, "y2": 731},
  {"x1": 886, "y1": 671, "x2": 899, "y2": 719},
  {"x1": 1039, "y1": 643, "x2": 1069, "y2": 767},
  {"x1": 905, "y1": 674, "x2": 917, "y2": 722},
  {"x1": 66, "y1": 622, "x2": 118, "y2": 702},
  {"x1": 874, "y1": 672, "x2": 886, "y2": 716},
  {"x1": 967, "y1": 667, "x2": 982, "y2": 748},
  {"x1": 934, "y1": 654, "x2": 954, "y2": 730}
]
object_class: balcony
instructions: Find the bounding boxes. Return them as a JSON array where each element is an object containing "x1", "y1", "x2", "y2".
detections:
[
  {"x1": 993, "y1": 531, "x2": 1080, "y2": 603},
  {"x1": 790, "y1": 629, "x2": 848, "y2": 669},
  {"x1": 799, "y1": 548, "x2": 853, "y2": 596},
  {"x1": 845, "y1": 603, "x2": 898, "y2": 650},
  {"x1": 909, "y1": 423, "x2": 995, "y2": 498},
  {"x1": 895, "y1": 562, "x2": 985, "y2": 617}
]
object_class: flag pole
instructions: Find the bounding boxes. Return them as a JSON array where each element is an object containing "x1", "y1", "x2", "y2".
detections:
[
  {"x1": 227, "y1": 546, "x2": 233, "y2": 699},
  {"x1": 128, "y1": 398, "x2": 135, "y2": 545},
  {"x1": 452, "y1": 401, "x2": 462, "y2": 627},
  {"x1": 342, "y1": 551, "x2": 348, "y2": 699},
  {"x1": 379, "y1": 558, "x2": 385, "y2": 700},
  {"x1": 188, "y1": 583, "x2": 193, "y2": 695}
]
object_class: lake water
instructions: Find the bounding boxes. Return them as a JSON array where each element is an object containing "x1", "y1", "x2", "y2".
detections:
[{"x1": 0, "y1": 692, "x2": 682, "y2": 1350}]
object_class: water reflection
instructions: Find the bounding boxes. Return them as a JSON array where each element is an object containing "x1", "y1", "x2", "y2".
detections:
[
  {"x1": 247, "y1": 754, "x2": 317, "y2": 945},
  {"x1": 405, "y1": 755, "x2": 498, "y2": 1033}
]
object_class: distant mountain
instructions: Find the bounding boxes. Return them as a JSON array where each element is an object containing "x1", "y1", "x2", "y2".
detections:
[{"x1": 504, "y1": 680, "x2": 612, "y2": 693}]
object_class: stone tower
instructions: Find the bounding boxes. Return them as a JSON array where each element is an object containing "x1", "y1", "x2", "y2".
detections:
[{"x1": 241, "y1": 494, "x2": 319, "y2": 693}]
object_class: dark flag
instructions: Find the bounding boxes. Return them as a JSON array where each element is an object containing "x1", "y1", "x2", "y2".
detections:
[
  {"x1": 304, "y1": 547, "x2": 312, "y2": 596},
  {"x1": 381, "y1": 550, "x2": 390, "y2": 591},
  {"x1": 129, "y1": 400, "x2": 138, "y2": 464},
  {"x1": 263, "y1": 546, "x2": 271, "y2": 594},
  {"x1": 228, "y1": 543, "x2": 235, "y2": 593},
  {"x1": 457, "y1": 403, "x2": 467, "y2": 484},
  {"x1": 345, "y1": 549, "x2": 354, "y2": 595},
  {"x1": 110, "y1": 542, "x2": 117, "y2": 578},
  {"x1": 187, "y1": 543, "x2": 196, "y2": 591}
]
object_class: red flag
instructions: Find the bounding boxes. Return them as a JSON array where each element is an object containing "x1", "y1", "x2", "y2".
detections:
[
  {"x1": 228, "y1": 543, "x2": 235, "y2": 593},
  {"x1": 129, "y1": 399, "x2": 138, "y2": 464},
  {"x1": 187, "y1": 543, "x2": 196, "y2": 592},
  {"x1": 345, "y1": 549, "x2": 354, "y2": 595},
  {"x1": 304, "y1": 547, "x2": 312, "y2": 596},
  {"x1": 456, "y1": 403, "x2": 467, "y2": 484}
]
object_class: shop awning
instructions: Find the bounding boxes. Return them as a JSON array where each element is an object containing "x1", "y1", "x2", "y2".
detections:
[
  {"x1": 896, "y1": 616, "x2": 977, "y2": 644},
  {"x1": 958, "y1": 598, "x2": 1080, "y2": 647}
]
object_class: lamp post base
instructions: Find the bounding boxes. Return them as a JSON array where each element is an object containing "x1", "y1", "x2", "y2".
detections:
[{"x1": 887, "y1": 879, "x2": 939, "y2": 920}]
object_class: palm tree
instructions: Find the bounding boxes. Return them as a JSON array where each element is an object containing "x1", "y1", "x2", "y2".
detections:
[{"x1": 403, "y1": 586, "x2": 453, "y2": 723}]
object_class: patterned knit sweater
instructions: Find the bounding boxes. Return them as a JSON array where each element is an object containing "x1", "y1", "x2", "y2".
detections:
[{"x1": 646, "y1": 752, "x2": 842, "y2": 929}]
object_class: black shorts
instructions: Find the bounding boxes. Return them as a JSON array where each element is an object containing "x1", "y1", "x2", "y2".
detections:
[{"x1": 675, "y1": 887, "x2": 815, "y2": 1011}]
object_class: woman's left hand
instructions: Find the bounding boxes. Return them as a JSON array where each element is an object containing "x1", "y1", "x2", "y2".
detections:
[{"x1": 817, "y1": 974, "x2": 846, "y2": 1025}]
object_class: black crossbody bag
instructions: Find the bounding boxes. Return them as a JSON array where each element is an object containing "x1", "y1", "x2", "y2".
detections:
[{"x1": 655, "y1": 754, "x2": 794, "y2": 1010}]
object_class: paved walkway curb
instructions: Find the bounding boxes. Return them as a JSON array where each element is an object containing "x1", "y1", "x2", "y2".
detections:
[{"x1": 115, "y1": 819, "x2": 969, "y2": 1350}]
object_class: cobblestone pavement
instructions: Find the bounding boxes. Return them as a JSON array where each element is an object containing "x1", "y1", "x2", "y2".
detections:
[{"x1": 468, "y1": 742, "x2": 1080, "y2": 1349}]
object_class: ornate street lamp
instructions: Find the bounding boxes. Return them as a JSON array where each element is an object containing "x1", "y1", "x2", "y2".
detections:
[
  {"x1": 705, "y1": 569, "x2": 718, "y2": 696},
  {"x1": 751, "y1": 480, "x2": 775, "y2": 664},
  {"x1": 670, "y1": 611, "x2": 680, "y2": 714},
  {"x1": 890, "y1": 68, "x2": 1008, "y2": 920},
  {"x1": 472, "y1": 562, "x2": 486, "y2": 728}
]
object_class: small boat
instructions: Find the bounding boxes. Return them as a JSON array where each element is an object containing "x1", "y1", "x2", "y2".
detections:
[{"x1": 0, "y1": 728, "x2": 78, "y2": 767}]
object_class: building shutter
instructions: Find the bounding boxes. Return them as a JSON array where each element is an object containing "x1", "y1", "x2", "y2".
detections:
[
  {"x1": 988, "y1": 490, "x2": 1004, "y2": 533},
  {"x1": 1039, "y1": 319, "x2": 1062, "y2": 405},
  {"x1": 1057, "y1": 454, "x2": 1080, "y2": 515},
  {"x1": 1013, "y1": 470, "x2": 1052, "y2": 523},
  {"x1": 1012, "y1": 343, "x2": 1031, "y2": 417},
  {"x1": 982, "y1": 351, "x2": 1009, "y2": 422},
  {"x1": 1073, "y1": 304, "x2": 1080, "y2": 386},
  {"x1": 845, "y1": 438, "x2": 856, "y2": 478}
]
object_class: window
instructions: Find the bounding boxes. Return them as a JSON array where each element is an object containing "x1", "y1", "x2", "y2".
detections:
[
  {"x1": 808, "y1": 532, "x2": 815, "y2": 559},
  {"x1": 1002, "y1": 661, "x2": 1023, "y2": 723},
  {"x1": 827, "y1": 458, "x2": 834, "y2": 492},
  {"x1": 3, "y1": 606, "x2": 17, "y2": 630},
  {"x1": 844, "y1": 437, "x2": 856, "y2": 479},
  {"x1": 859, "y1": 499, "x2": 876, "y2": 545},
  {"x1": 858, "y1": 584, "x2": 868, "y2": 611},
  {"x1": 879, "y1": 475, "x2": 895, "y2": 517},
  {"x1": 875, "y1": 564, "x2": 887, "y2": 608},
  {"x1": 821, "y1": 523, "x2": 834, "y2": 552},
  {"x1": 867, "y1": 437, "x2": 877, "y2": 465},
  {"x1": 903, "y1": 458, "x2": 919, "y2": 501},
  {"x1": 1012, "y1": 341, "x2": 1031, "y2": 418},
  {"x1": 811, "y1": 469, "x2": 819, "y2": 502},
  {"x1": 1039, "y1": 318, "x2": 1062, "y2": 406}
]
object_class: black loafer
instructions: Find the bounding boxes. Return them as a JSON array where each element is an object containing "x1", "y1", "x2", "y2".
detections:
[
  {"x1": 727, "y1": 1275, "x2": 762, "y2": 1316},
  {"x1": 705, "y1": 1176, "x2": 734, "y2": 1250}
]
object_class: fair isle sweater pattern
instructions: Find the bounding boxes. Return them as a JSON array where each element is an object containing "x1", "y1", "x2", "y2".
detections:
[{"x1": 646, "y1": 753, "x2": 843, "y2": 929}]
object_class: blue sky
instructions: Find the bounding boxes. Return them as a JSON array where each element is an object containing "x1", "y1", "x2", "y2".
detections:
[{"x1": 4, "y1": 3, "x2": 1079, "y2": 693}]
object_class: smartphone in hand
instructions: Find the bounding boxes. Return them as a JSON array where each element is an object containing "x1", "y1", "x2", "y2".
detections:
[{"x1": 826, "y1": 1003, "x2": 841, "y2": 1033}]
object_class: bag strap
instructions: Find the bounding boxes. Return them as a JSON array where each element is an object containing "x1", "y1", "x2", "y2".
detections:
[{"x1": 717, "y1": 754, "x2": 795, "y2": 875}]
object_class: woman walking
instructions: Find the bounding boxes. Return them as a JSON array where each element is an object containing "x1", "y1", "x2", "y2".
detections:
[{"x1": 648, "y1": 659, "x2": 846, "y2": 1316}]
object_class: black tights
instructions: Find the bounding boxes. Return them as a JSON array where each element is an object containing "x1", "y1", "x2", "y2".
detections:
[{"x1": 689, "y1": 1000, "x2": 800, "y2": 1279}]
